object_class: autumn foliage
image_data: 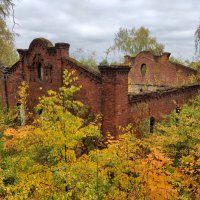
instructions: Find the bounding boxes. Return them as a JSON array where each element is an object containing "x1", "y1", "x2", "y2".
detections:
[{"x1": 0, "y1": 70, "x2": 200, "y2": 199}]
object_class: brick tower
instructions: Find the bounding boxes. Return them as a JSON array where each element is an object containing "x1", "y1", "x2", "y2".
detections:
[{"x1": 98, "y1": 64, "x2": 131, "y2": 137}]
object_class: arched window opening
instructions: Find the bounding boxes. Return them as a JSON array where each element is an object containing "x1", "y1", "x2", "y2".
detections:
[
  {"x1": 149, "y1": 116, "x2": 155, "y2": 133},
  {"x1": 141, "y1": 64, "x2": 147, "y2": 77},
  {"x1": 37, "y1": 63, "x2": 43, "y2": 81}
]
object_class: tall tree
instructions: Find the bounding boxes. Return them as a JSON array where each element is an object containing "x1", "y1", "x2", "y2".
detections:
[
  {"x1": 109, "y1": 26, "x2": 164, "y2": 56},
  {"x1": 195, "y1": 24, "x2": 200, "y2": 56},
  {"x1": 0, "y1": 0, "x2": 17, "y2": 67},
  {"x1": 0, "y1": 0, "x2": 13, "y2": 17}
]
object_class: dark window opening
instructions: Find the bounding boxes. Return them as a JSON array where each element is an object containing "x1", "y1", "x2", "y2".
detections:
[
  {"x1": 150, "y1": 117, "x2": 155, "y2": 133},
  {"x1": 175, "y1": 107, "x2": 180, "y2": 125},
  {"x1": 37, "y1": 63, "x2": 43, "y2": 81},
  {"x1": 141, "y1": 64, "x2": 147, "y2": 77},
  {"x1": 37, "y1": 109, "x2": 43, "y2": 115},
  {"x1": 16, "y1": 102, "x2": 21, "y2": 107},
  {"x1": 176, "y1": 107, "x2": 180, "y2": 114},
  {"x1": 45, "y1": 70, "x2": 49, "y2": 81}
]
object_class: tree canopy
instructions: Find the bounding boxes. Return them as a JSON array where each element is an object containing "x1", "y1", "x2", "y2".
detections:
[
  {"x1": 0, "y1": 0, "x2": 17, "y2": 67},
  {"x1": 1, "y1": 69, "x2": 200, "y2": 199},
  {"x1": 0, "y1": 0, "x2": 13, "y2": 16},
  {"x1": 109, "y1": 26, "x2": 164, "y2": 57}
]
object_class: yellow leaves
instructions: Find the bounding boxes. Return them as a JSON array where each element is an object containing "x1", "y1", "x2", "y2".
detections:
[
  {"x1": 17, "y1": 81, "x2": 29, "y2": 126},
  {"x1": 2, "y1": 72, "x2": 200, "y2": 199},
  {"x1": 65, "y1": 149, "x2": 76, "y2": 163},
  {"x1": 18, "y1": 81, "x2": 29, "y2": 103},
  {"x1": 1, "y1": 122, "x2": 199, "y2": 199}
]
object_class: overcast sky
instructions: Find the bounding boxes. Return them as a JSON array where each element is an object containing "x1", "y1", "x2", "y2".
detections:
[{"x1": 10, "y1": 0, "x2": 200, "y2": 62}]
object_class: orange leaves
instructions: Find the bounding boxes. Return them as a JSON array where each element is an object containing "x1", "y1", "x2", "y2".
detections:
[
  {"x1": 3, "y1": 126, "x2": 33, "y2": 151},
  {"x1": 134, "y1": 149, "x2": 178, "y2": 200}
]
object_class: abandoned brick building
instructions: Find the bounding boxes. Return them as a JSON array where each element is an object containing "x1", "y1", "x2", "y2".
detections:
[{"x1": 0, "y1": 38, "x2": 200, "y2": 136}]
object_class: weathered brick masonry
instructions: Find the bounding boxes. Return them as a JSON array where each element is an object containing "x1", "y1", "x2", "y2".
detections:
[
  {"x1": 128, "y1": 84, "x2": 200, "y2": 124},
  {"x1": 126, "y1": 51, "x2": 198, "y2": 93},
  {"x1": 0, "y1": 38, "x2": 200, "y2": 137}
]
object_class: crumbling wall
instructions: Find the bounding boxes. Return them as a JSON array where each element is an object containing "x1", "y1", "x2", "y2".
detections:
[{"x1": 128, "y1": 84, "x2": 200, "y2": 124}]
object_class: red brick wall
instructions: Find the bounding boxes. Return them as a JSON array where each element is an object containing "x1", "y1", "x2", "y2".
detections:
[
  {"x1": 5, "y1": 62, "x2": 24, "y2": 108},
  {"x1": 127, "y1": 52, "x2": 197, "y2": 87},
  {"x1": 63, "y1": 60, "x2": 102, "y2": 114},
  {"x1": 1, "y1": 38, "x2": 200, "y2": 138},
  {"x1": 128, "y1": 85, "x2": 200, "y2": 124},
  {"x1": 2, "y1": 38, "x2": 102, "y2": 116},
  {"x1": 99, "y1": 65, "x2": 131, "y2": 137}
]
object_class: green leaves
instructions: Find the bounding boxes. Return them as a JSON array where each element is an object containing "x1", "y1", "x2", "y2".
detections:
[
  {"x1": 110, "y1": 26, "x2": 164, "y2": 56},
  {"x1": 0, "y1": 17, "x2": 17, "y2": 66}
]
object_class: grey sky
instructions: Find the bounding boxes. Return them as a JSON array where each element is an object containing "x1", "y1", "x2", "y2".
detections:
[{"x1": 11, "y1": 0, "x2": 200, "y2": 62}]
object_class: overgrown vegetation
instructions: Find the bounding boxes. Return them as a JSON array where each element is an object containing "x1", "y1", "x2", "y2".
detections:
[
  {"x1": 0, "y1": 69, "x2": 199, "y2": 199},
  {"x1": 0, "y1": 0, "x2": 18, "y2": 66}
]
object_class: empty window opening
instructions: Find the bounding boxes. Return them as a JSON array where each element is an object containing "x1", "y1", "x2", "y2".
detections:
[
  {"x1": 149, "y1": 117, "x2": 155, "y2": 133},
  {"x1": 16, "y1": 102, "x2": 21, "y2": 108},
  {"x1": 37, "y1": 63, "x2": 43, "y2": 81},
  {"x1": 176, "y1": 107, "x2": 180, "y2": 114},
  {"x1": 175, "y1": 107, "x2": 180, "y2": 125},
  {"x1": 37, "y1": 108, "x2": 43, "y2": 115},
  {"x1": 141, "y1": 64, "x2": 147, "y2": 77}
]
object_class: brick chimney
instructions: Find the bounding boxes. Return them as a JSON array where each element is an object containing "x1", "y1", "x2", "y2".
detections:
[
  {"x1": 55, "y1": 43, "x2": 70, "y2": 58},
  {"x1": 124, "y1": 55, "x2": 131, "y2": 64},
  {"x1": 162, "y1": 52, "x2": 171, "y2": 62},
  {"x1": 98, "y1": 64, "x2": 131, "y2": 138}
]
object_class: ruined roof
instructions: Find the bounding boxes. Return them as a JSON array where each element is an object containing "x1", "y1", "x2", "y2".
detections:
[
  {"x1": 169, "y1": 61, "x2": 197, "y2": 73},
  {"x1": 128, "y1": 84, "x2": 200, "y2": 103},
  {"x1": 62, "y1": 57, "x2": 101, "y2": 82}
]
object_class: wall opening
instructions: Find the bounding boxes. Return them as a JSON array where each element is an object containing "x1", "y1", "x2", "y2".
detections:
[
  {"x1": 149, "y1": 116, "x2": 155, "y2": 133},
  {"x1": 175, "y1": 107, "x2": 180, "y2": 125},
  {"x1": 37, "y1": 63, "x2": 43, "y2": 81},
  {"x1": 16, "y1": 102, "x2": 21, "y2": 107},
  {"x1": 141, "y1": 64, "x2": 147, "y2": 77},
  {"x1": 175, "y1": 107, "x2": 180, "y2": 114},
  {"x1": 37, "y1": 108, "x2": 43, "y2": 115}
]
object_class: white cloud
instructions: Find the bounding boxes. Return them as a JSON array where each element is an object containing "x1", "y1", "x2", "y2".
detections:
[{"x1": 10, "y1": 0, "x2": 200, "y2": 62}]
